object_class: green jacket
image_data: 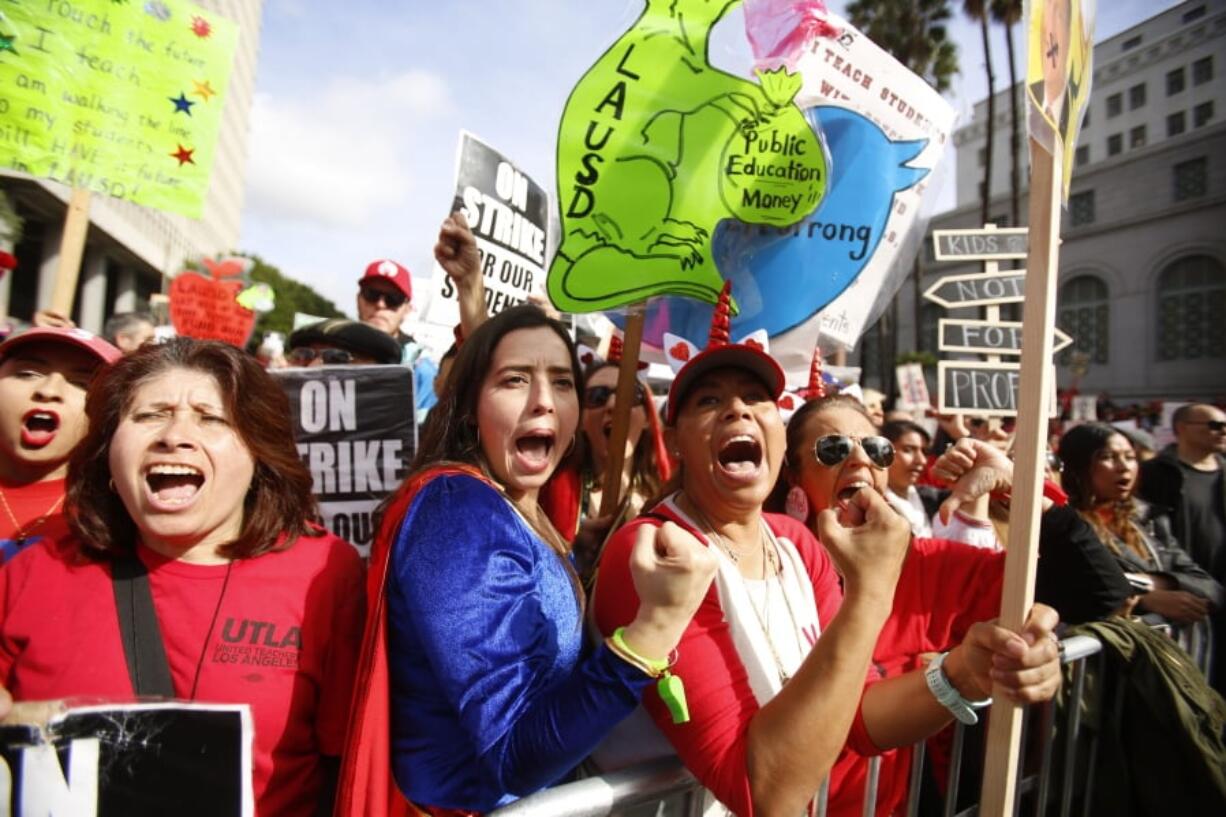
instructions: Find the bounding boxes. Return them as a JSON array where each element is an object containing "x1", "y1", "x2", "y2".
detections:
[{"x1": 1066, "y1": 617, "x2": 1226, "y2": 815}]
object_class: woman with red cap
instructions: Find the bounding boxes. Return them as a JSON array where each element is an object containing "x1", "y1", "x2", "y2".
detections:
[
  {"x1": 0, "y1": 327, "x2": 120, "y2": 563},
  {"x1": 592, "y1": 285, "x2": 1062, "y2": 816}
]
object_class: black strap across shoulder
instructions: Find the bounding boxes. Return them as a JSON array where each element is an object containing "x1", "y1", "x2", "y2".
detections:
[{"x1": 111, "y1": 553, "x2": 176, "y2": 697}]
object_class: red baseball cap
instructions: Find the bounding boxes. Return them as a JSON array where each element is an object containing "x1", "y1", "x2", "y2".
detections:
[
  {"x1": 0, "y1": 326, "x2": 122, "y2": 367},
  {"x1": 358, "y1": 259, "x2": 412, "y2": 301}
]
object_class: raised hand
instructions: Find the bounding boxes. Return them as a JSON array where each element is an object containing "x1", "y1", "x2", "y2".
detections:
[
  {"x1": 621, "y1": 522, "x2": 719, "y2": 660},
  {"x1": 816, "y1": 486, "x2": 910, "y2": 600},
  {"x1": 434, "y1": 211, "x2": 482, "y2": 285},
  {"x1": 933, "y1": 438, "x2": 1014, "y2": 523}
]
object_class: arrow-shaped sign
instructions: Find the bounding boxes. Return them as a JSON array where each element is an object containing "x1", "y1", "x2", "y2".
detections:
[
  {"x1": 924, "y1": 270, "x2": 1026, "y2": 309},
  {"x1": 939, "y1": 318, "x2": 1073, "y2": 356},
  {"x1": 932, "y1": 227, "x2": 1029, "y2": 261},
  {"x1": 937, "y1": 360, "x2": 1058, "y2": 418}
]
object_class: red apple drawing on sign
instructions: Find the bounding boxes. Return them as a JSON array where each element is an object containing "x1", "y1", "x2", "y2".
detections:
[{"x1": 169, "y1": 257, "x2": 257, "y2": 347}]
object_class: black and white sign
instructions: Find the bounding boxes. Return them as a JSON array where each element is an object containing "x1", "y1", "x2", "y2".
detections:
[
  {"x1": 938, "y1": 319, "x2": 1073, "y2": 356},
  {"x1": 932, "y1": 228, "x2": 1029, "y2": 261},
  {"x1": 938, "y1": 361, "x2": 1057, "y2": 417},
  {"x1": 923, "y1": 271, "x2": 1027, "y2": 310},
  {"x1": 276, "y1": 365, "x2": 416, "y2": 558},
  {"x1": 0, "y1": 703, "x2": 253, "y2": 817},
  {"x1": 424, "y1": 131, "x2": 551, "y2": 325}
]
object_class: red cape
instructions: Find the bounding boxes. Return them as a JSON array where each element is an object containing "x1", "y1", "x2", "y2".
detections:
[{"x1": 337, "y1": 464, "x2": 487, "y2": 817}]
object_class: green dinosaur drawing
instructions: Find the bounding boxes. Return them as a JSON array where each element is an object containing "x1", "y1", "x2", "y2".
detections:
[{"x1": 548, "y1": 0, "x2": 829, "y2": 314}]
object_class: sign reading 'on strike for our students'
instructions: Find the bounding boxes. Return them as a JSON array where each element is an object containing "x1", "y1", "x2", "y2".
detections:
[
  {"x1": 0, "y1": 0, "x2": 239, "y2": 217},
  {"x1": 275, "y1": 365, "x2": 416, "y2": 559},
  {"x1": 423, "y1": 131, "x2": 551, "y2": 327}
]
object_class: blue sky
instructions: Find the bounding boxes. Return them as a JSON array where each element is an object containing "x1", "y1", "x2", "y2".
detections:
[{"x1": 237, "y1": 0, "x2": 1175, "y2": 341}]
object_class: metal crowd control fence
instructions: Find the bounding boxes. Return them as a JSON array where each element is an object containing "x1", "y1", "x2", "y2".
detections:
[{"x1": 489, "y1": 635, "x2": 1105, "y2": 817}]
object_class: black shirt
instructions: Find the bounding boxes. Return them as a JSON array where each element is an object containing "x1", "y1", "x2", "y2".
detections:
[{"x1": 1178, "y1": 461, "x2": 1226, "y2": 579}]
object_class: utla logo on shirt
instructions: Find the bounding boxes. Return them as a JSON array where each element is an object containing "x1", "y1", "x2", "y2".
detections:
[{"x1": 212, "y1": 618, "x2": 301, "y2": 669}]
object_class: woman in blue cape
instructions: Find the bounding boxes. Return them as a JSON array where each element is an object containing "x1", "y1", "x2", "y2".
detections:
[{"x1": 338, "y1": 304, "x2": 716, "y2": 815}]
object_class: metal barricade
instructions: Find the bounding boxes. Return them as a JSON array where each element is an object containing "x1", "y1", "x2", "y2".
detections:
[{"x1": 489, "y1": 635, "x2": 1104, "y2": 817}]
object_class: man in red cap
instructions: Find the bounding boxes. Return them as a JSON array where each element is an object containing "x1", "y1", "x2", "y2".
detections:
[{"x1": 0, "y1": 327, "x2": 120, "y2": 563}]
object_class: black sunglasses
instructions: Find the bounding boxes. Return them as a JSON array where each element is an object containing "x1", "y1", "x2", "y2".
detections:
[
  {"x1": 290, "y1": 347, "x2": 354, "y2": 366},
  {"x1": 1186, "y1": 420, "x2": 1226, "y2": 432},
  {"x1": 360, "y1": 286, "x2": 407, "y2": 309},
  {"x1": 813, "y1": 434, "x2": 895, "y2": 468},
  {"x1": 584, "y1": 384, "x2": 647, "y2": 409}
]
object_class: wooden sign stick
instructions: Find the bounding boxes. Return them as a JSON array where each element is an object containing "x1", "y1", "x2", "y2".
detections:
[
  {"x1": 979, "y1": 138, "x2": 1063, "y2": 816},
  {"x1": 49, "y1": 188, "x2": 92, "y2": 316},
  {"x1": 598, "y1": 303, "x2": 647, "y2": 518}
]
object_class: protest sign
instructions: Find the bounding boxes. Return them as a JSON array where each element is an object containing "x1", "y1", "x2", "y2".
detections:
[
  {"x1": 932, "y1": 227, "x2": 1029, "y2": 261},
  {"x1": 1026, "y1": 0, "x2": 1096, "y2": 199},
  {"x1": 275, "y1": 366, "x2": 415, "y2": 558},
  {"x1": 168, "y1": 257, "x2": 257, "y2": 347},
  {"x1": 548, "y1": 0, "x2": 828, "y2": 316},
  {"x1": 616, "y1": 5, "x2": 956, "y2": 380},
  {"x1": 924, "y1": 271, "x2": 1026, "y2": 310},
  {"x1": 895, "y1": 362, "x2": 930, "y2": 409},
  {"x1": 0, "y1": 702, "x2": 253, "y2": 817},
  {"x1": 938, "y1": 318, "x2": 1073, "y2": 356},
  {"x1": 0, "y1": 0, "x2": 238, "y2": 217},
  {"x1": 938, "y1": 360, "x2": 1058, "y2": 417},
  {"x1": 423, "y1": 132, "x2": 550, "y2": 327}
]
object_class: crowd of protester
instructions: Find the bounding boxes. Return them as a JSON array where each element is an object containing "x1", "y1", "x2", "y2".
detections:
[{"x1": 0, "y1": 213, "x2": 1222, "y2": 816}]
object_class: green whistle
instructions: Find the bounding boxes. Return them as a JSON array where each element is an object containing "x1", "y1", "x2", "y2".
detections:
[{"x1": 658, "y1": 673, "x2": 690, "y2": 724}]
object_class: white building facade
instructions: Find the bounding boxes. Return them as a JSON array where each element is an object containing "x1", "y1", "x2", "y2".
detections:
[
  {"x1": 0, "y1": 0, "x2": 264, "y2": 335},
  {"x1": 865, "y1": 0, "x2": 1226, "y2": 404}
]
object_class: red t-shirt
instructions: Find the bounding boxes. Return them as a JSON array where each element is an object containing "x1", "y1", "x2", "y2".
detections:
[
  {"x1": 593, "y1": 504, "x2": 880, "y2": 816},
  {"x1": 0, "y1": 533, "x2": 365, "y2": 817},
  {"x1": 826, "y1": 537, "x2": 1005, "y2": 817},
  {"x1": 0, "y1": 477, "x2": 71, "y2": 564}
]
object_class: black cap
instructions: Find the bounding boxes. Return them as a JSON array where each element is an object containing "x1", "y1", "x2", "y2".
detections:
[{"x1": 288, "y1": 319, "x2": 402, "y2": 365}]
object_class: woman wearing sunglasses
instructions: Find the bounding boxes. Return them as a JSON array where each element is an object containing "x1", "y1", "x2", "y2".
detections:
[{"x1": 591, "y1": 289, "x2": 1062, "y2": 817}]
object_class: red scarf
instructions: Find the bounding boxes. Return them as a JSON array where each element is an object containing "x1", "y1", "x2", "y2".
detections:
[{"x1": 337, "y1": 464, "x2": 488, "y2": 817}]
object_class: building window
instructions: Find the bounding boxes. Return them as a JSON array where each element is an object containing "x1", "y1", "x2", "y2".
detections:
[
  {"x1": 1194, "y1": 100, "x2": 1214, "y2": 127},
  {"x1": 1059, "y1": 275, "x2": 1110, "y2": 365},
  {"x1": 1129, "y1": 83, "x2": 1146, "y2": 110},
  {"x1": 1075, "y1": 145, "x2": 1090, "y2": 166},
  {"x1": 1192, "y1": 56, "x2": 1213, "y2": 86},
  {"x1": 1167, "y1": 111, "x2": 1187, "y2": 137},
  {"x1": 1174, "y1": 157, "x2": 1208, "y2": 201},
  {"x1": 1122, "y1": 35, "x2": 1142, "y2": 51},
  {"x1": 1156, "y1": 255, "x2": 1226, "y2": 361},
  {"x1": 1107, "y1": 133, "x2": 1123, "y2": 156},
  {"x1": 1069, "y1": 191, "x2": 1095, "y2": 227},
  {"x1": 1130, "y1": 125, "x2": 1147, "y2": 149},
  {"x1": 1183, "y1": 5, "x2": 1206, "y2": 23},
  {"x1": 1167, "y1": 67, "x2": 1185, "y2": 96},
  {"x1": 1107, "y1": 93, "x2": 1122, "y2": 118}
]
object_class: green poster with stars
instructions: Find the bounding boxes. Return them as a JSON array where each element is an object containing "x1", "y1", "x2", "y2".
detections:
[{"x1": 0, "y1": 0, "x2": 238, "y2": 218}]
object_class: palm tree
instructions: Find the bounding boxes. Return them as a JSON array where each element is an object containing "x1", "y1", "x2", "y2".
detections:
[
  {"x1": 991, "y1": 0, "x2": 1024, "y2": 227},
  {"x1": 846, "y1": 0, "x2": 959, "y2": 394},
  {"x1": 963, "y1": 0, "x2": 996, "y2": 226}
]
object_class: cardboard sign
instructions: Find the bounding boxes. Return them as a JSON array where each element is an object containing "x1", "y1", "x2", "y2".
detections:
[
  {"x1": 939, "y1": 318, "x2": 1073, "y2": 356},
  {"x1": 0, "y1": 0, "x2": 239, "y2": 217},
  {"x1": 275, "y1": 366, "x2": 416, "y2": 558},
  {"x1": 0, "y1": 702, "x2": 253, "y2": 816},
  {"x1": 168, "y1": 258, "x2": 257, "y2": 348},
  {"x1": 932, "y1": 228, "x2": 1029, "y2": 261},
  {"x1": 895, "y1": 362, "x2": 931, "y2": 409},
  {"x1": 1026, "y1": 0, "x2": 1096, "y2": 199},
  {"x1": 923, "y1": 271, "x2": 1026, "y2": 310},
  {"x1": 423, "y1": 132, "x2": 550, "y2": 326},
  {"x1": 548, "y1": 0, "x2": 828, "y2": 313},
  {"x1": 937, "y1": 360, "x2": 1057, "y2": 417}
]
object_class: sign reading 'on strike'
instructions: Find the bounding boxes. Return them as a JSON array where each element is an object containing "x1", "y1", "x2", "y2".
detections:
[{"x1": 275, "y1": 366, "x2": 416, "y2": 559}]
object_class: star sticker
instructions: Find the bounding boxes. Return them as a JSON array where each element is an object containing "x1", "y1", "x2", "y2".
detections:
[
  {"x1": 170, "y1": 144, "x2": 195, "y2": 166},
  {"x1": 169, "y1": 92, "x2": 195, "y2": 115},
  {"x1": 0, "y1": 32, "x2": 18, "y2": 56},
  {"x1": 190, "y1": 15, "x2": 211, "y2": 38},
  {"x1": 191, "y1": 79, "x2": 217, "y2": 102}
]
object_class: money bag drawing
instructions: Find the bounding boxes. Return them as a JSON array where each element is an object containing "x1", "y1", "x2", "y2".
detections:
[
  {"x1": 630, "y1": 105, "x2": 931, "y2": 348},
  {"x1": 548, "y1": 0, "x2": 829, "y2": 313}
]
